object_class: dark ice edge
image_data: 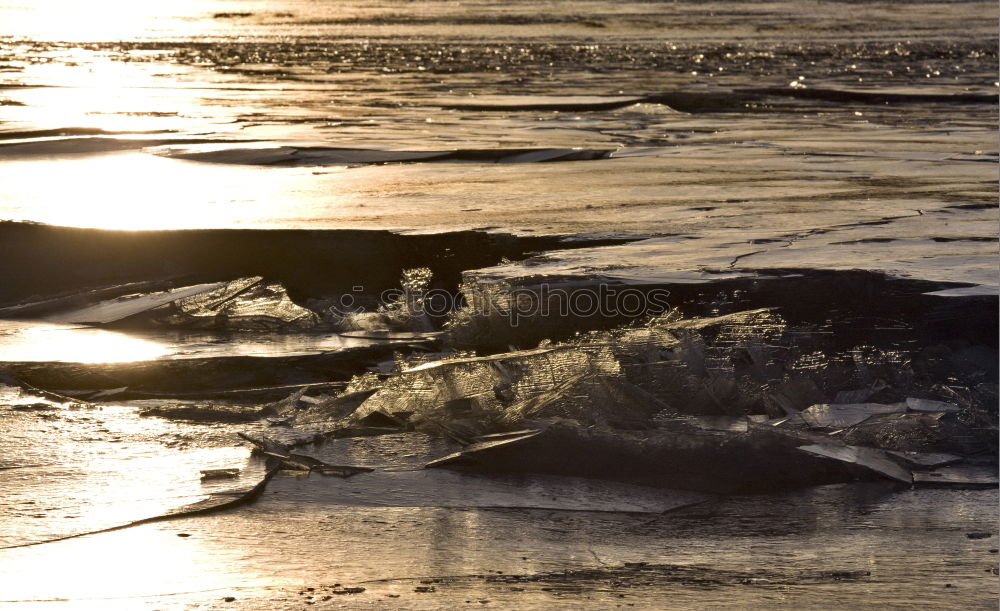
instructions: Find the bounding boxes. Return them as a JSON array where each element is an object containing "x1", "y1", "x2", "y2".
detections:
[{"x1": 436, "y1": 89, "x2": 997, "y2": 112}]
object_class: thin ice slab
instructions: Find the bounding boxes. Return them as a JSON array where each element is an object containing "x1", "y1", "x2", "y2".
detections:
[
  {"x1": 905, "y1": 397, "x2": 960, "y2": 413},
  {"x1": 799, "y1": 403, "x2": 907, "y2": 429},
  {"x1": 426, "y1": 430, "x2": 543, "y2": 468},
  {"x1": 797, "y1": 443, "x2": 912, "y2": 484},
  {"x1": 42, "y1": 282, "x2": 226, "y2": 325},
  {"x1": 886, "y1": 450, "x2": 964, "y2": 469}
]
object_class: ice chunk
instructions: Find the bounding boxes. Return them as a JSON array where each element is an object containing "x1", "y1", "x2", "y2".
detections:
[
  {"x1": 354, "y1": 345, "x2": 622, "y2": 429},
  {"x1": 609, "y1": 308, "x2": 791, "y2": 416},
  {"x1": 764, "y1": 413, "x2": 806, "y2": 427},
  {"x1": 43, "y1": 282, "x2": 227, "y2": 325},
  {"x1": 905, "y1": 397, "x2": 960, "y2": 413},
  {"x1": 766, "y1": 377, "x2": 827, "y2": 417},
  {"x1": 116, "y1": 277, "x2": 319, "y2": 330},
  {"x1": 200, "y1": 468, "x2": 240, "y2": 481},
  {"x1": 799, "y1": 402, "x2": 907, "y2": 429},
  {"x1": 238, "y1": 433, "x2": 373, "y2": 477},
  {"x1": 261, "y1": 387, "x2": 309, "y2": 416},
  {"x1": 469, "y1": 429, "x2": 544, "y2": 443},
  {"x1": 502, "y1": 374, "x2": 663, "y2": 429},
  {"x1": 426, "y1": 429, "x2": 543, "y2": 468},
  {"x1": 885, "y1": 450, "x2": 963, "y2": 469},
  {"x1": 294, "y1": 389, "x2": 379, "y2": 424},
  {"x1": 797, "y1": 443, "x2": 912, "y2": 484},
  {"x1": 836, "y1": 411, "x2": 989, "y2": 454},
  {"x1": 689, "y1": 416, "x2": 751, "y2": 432}
]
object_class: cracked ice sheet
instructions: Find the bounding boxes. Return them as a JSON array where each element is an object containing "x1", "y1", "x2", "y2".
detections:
[
  {"x1": 471, "y1": 195, "x2": 998, "y2": 292},
  {"x1": 471, "y1": 231, "x2": 998, "y2": 292},
  {"x1": 724, "y1": 207, "x2": 998, "y2": 291}
]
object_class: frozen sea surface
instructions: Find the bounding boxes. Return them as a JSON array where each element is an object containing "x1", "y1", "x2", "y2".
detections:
[
  {"x1": 0, "y1": 0, "x2": 996, "y2": 289},
  {"x1": 0, "y1": 396, "x2": 996, "y2": 609},
  {"x1": 0, "y1": 1, "x2": 996, "y2": 608}
]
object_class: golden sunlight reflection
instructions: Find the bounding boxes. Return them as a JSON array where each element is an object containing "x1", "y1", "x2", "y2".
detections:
[
  {"x1": 0, "y1": 524, "x2": 271, "y2": 607},
  {"x1": 0, "y1": 444, "x2": 279, "y2": 606},
  {"x1": 1, "y1": 0, "x2": 212, "y2": 42},
  {"x1": 16, "y1": 76, "x2": 185, "y2": 134},
  {"x1": 74, "y1": 450, "x2": 257, "y2": 526},
  {"x1": 0, "y1": 154, "x2": 263, "y2": 230},
  {"x1": 7, "y1": 55, "x2": 235, "y2": 134},
  {"x1": 0, "y1": 151, "x2": 365, "y2": 230},
  {"x1": 0, "y1": 320, "x2": 167, "y2": 363}
]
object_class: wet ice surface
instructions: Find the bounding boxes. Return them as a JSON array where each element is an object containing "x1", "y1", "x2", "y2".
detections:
[
  {"x1": 0, "y1": 388, "x2": 262, "y2": 548},
  {"x1": 0, "y1": 70, "x2": 994, "y2": 288},
  {"x1": 0, "y1": 298, "x2": 995, "y2": 607},
  {"x1": 1, "y1": 469, "x2": 996, "y2": 609},
  {"x1": 0, "y1": 389, "x2": 997, "y2": 608},
  {"x1": 0, "y1": 319, "x2": 401, "y2": 362},
  {"x1": 0, "y1": 1, "x2": 997, "y2": 608}
]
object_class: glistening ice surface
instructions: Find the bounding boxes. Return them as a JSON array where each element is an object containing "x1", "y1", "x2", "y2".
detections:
[
  {"x1": 0, "y1": 1, "x2": 997, "y2": 609},
  {"x1": 0, "y1": 0, "x2": 995, "y2": 294}
]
